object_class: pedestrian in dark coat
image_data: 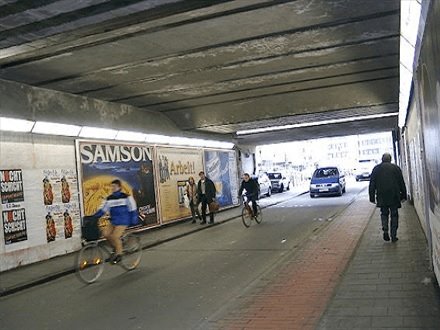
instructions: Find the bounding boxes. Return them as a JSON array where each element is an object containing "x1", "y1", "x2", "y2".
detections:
[
  {"x1": 197, "y1": 171, "x2": 217, "y2": 224},
  {"x1": 369, "y1": 153, "x2": 407, "y2": 242}
]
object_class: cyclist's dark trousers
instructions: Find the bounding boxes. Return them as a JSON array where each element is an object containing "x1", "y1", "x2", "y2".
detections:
[
  {"x1": 200, "y1": 194, "x2": 214, "y2": 223},
  {"x1": 380, "y1": 207, "x2": 399, "y2": 239},
  {"x1": 249, "y1": 195, "x2": 258, "y2": 215}
]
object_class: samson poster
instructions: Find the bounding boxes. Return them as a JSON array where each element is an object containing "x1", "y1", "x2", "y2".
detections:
[
  {"x1": 204, "y1": 150, "x2": 239, "y2": 208},
  {"x1": 156, "y1": 147, "x2": 204, "y2": 223},
  {"x1": 77, "y1": 141, "x2": 158, "y2": 228}
]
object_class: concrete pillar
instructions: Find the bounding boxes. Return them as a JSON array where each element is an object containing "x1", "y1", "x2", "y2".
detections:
[{"x1": 236, "y1": 144, "x2": 257, "y2": 176}]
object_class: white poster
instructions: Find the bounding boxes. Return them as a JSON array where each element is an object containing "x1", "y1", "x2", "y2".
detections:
[{"x1": 42, "y1": 169, "x2": 80, "y2": 242}]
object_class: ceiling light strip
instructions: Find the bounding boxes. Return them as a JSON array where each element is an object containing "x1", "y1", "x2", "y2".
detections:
[
  {"x1": 0, "y1": 117, "x2": 35, "y2": 132},
  {"x1": 236, "y1": 112, "x2": 399, "y2": 136},
  {"x1": 0, "y1": 117, "x2": 234, "y2": 149},
  {"x1": 32, "y1": 121, "x2": 82, "y2": 136}
]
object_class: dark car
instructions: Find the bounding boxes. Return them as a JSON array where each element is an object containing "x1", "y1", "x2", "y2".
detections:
[{"x1": 310, "y1": 167, "x2": 346, "y2": 198}]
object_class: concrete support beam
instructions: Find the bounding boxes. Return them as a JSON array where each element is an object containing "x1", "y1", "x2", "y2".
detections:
[{"x1": 0, "y1": 78, "x2": 181, "y2": 135}]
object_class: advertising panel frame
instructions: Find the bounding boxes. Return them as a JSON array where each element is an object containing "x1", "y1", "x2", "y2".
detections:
[
  {"x1": 75, "y1": 140, "x2": 160, "y2": 233},
  {"x1": 203, "y1": 148, "x2": 240, "y2": 211},
  {"x1": 155, "y1": 145, "x2": 205, "y2": 224}
]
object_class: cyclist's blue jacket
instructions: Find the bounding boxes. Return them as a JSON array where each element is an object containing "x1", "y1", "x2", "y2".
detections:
[{"x1": 94, "y1": 191, "x2": 138, "y2": 226}]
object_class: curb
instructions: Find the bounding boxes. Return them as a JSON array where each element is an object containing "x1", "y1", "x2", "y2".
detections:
[{"x1": 0, "y1": 189, "x2": 309, "y2": 297}]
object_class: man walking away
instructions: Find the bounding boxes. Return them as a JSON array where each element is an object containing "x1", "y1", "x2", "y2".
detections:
[
  {"x1": 369, "y1": 153, "x2": 407, "y2": 242},
  {"x1": 197, "y1": 171, "x2": 217, "y2": 225}
]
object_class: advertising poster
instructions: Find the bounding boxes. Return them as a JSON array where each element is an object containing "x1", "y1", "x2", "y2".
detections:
[
  {"x1": 157, "y1": 147, "x2": 204, "y2": 223},
  {"x1": 417, "y1": 2, "x2": 440, "y2": 282},
  {"x1": 2, "y1": 208, "x2": 27, "y2": 245},
  {"x1": 1, "y1": 169, "x2": 28, "y2": 245},
  {"x1": 204, "y1": 150, "x2": 239, "y2": 207},
  {"x1": 1, "y1": 169, "x2": 24, "y2": 204},
  {"x1": 77, "y1": 141, "x2": 158, "y2": 228},
  {"x1": 42, "y1": 169, "x2": 81, "y2": 242}
]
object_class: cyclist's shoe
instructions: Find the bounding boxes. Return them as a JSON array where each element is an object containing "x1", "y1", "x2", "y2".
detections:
[
  {"x1": 105, "y1": 252, "x2": 115, "y2": 263},
  {"x1": 111, "y1": 254, "x2": 122, "y2": 264}
]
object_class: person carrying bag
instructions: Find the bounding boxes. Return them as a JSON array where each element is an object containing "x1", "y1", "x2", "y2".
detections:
[
  {"x1": 186, "y1": 176, "x2": 202, "y2": 223},
  {"x1": 197, "y1": 171, "x2": 217, "y2": 225}
]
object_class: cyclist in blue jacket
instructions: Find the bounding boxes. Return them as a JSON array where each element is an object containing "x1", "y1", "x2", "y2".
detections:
[{"x1": 94, "y1": 179, "x2": 138, "y2": 264}]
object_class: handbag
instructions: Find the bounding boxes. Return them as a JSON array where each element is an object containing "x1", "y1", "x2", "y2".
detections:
[
  {"x1": 82, "y1": 216, "x2": 100, "y2": 241},
  {"x1": 209, "y1": 200, "x2": 220, "y2": 213},
  {"x1": 183, "y1": 194, "x2": 190, "y2": 208}
]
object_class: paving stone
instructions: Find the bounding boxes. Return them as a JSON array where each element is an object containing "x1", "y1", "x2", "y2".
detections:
[
  {"x1": 338, "y1": 316, "x2": 372, "y2": 328},
  {"x1": 403, "y1": 316, "x2": 440, "y2": 327},
  {"x1": 317, "y1": 203, "x2": 440, "y2": 329},
  {"x1": 372, "y1": 316, "x2": 404, "y2": 327}
]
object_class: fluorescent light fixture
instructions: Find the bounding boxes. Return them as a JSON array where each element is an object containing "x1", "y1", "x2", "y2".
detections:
[
  {"x1": 143, "y1": 133, "x2": 233, "y2": 149},
  {"x1": 0, "y1": 116, "x2": 234, "y2": 148},
  {"x1": 173, "y1": 137, "x2": 196, "y2": 146},
  {"x1": 145, "y1": 134, "x2": 172, "y2": 144},
  {"x1": 116, "y1": 130, "x2": 147, "y2": 142},
  {"x1": 203, "y1": 140, "x2": 235, "y2": 149},
  {"x1": 399, "y1": 0, "x2": 422, "y2": 127},
  {"x1": 0, "y1": 117, "x2": 35, "y2": 132},
  {"x1": 32, "y1": 121, "x2": 81, "y2": 136},
  {"x1": 79, "y1": 126, "x2": 118, "y2": 139},
  {"x1": 236, "y1": 112, "x2": 399, "y2": 136}
]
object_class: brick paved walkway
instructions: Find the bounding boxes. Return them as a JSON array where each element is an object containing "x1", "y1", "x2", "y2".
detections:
[
  {"x1": 318, "y1": 202, "x2": 440, "y2": 329},
  {"x1": 212, "y1": 193, "x2": 375, "y2": 330}
]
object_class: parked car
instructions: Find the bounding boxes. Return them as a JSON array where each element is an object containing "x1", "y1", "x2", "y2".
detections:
[
  {"x1": 251, "y1": 173, "x2": 272, "y2": 197},
  {"x1": 310, "y1": 167, "x2": 346, "y2": 198},
  {"x1": 267, "y1": 171, "x2": 290, "y2": 193},
  {"x1": 354, "y1": 159, "x2": 376, "y2": 181}
]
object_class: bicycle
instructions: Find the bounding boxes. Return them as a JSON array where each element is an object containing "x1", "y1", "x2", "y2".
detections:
[
  {"x1": 241, "y1": 195, "x2": 262, "y2": 228},
  {"x1": 76, "y1": 217, "x2": 142, "y2": 284}
]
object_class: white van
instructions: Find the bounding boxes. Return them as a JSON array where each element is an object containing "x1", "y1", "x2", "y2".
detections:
[{"x1": 354, "y1": 160, "x2": 377, "y2": 181}]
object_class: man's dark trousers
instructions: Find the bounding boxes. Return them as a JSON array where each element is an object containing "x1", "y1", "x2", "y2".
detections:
[
  {"x1": 200, "y1": 194, "x2": 214, "y2": 223},
  {"x1": 247, "y1": 194, "x2": 258, "y2": 215},
  {"x1": 380, "y1": 207, "x2": 398, "y2": 239}
]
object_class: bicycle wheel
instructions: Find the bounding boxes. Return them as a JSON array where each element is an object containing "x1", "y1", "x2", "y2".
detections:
[
  {"x1": 76, "y1": 242, "x2": 104, "y2": 284},
  {"x1": 254, "y1": 205, "x2": 263, "y2": 224},
  {"x1": 120, "y1": 234, "x2": 142, "y2": 271},
  {"x1": 241, "y1": 207, "x2": 252, "y2": 228}
]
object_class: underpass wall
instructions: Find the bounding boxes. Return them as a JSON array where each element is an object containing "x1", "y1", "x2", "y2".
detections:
[
  {"x1": 0, "y1": 132, "x2": 239, "y2": 271},
  {"x1": 403, "y1": 97, "x2": 429, "y2": 237},
  {"x1": 0, "y1": 132, "x2": 82, "y2": 272},
  {"x1": 405, "y1": 0, "x2": 440, "y2": 282}
]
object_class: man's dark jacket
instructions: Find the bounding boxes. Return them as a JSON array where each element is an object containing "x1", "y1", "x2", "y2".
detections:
[
  {"x1": 197, "y1": 178, "x2": 217, "y2": 203},
  {"x1": 238, "y1": 179, "x2": 260, "y2": 198},
  {"x1": 369, "y1": 162, "x2": 407, "y2": 208}
]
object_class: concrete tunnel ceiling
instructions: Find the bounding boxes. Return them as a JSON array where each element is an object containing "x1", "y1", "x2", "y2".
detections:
[{"x1": 0, "y1": 0, "x2": 400, "y2": 145}]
